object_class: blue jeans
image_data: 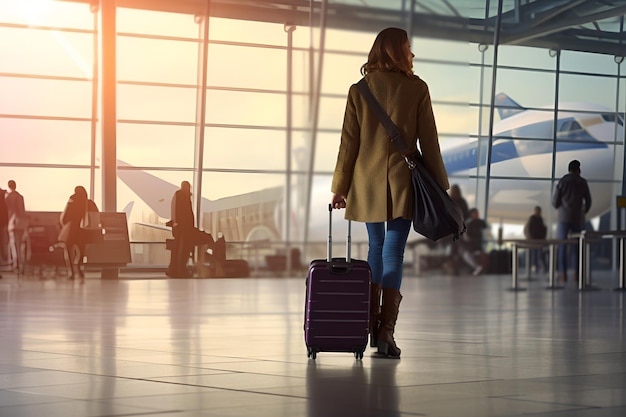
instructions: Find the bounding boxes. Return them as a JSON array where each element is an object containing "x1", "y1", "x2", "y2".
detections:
[
  {"x1": 366, "y1": 218, "x2": 412, "y2": 291},
  {"x1": 556, "y1": 222, "x2": 583, "y2": 273},
  {"x1": 529, "y1": 247, "x2": 546, "y2": 272}
]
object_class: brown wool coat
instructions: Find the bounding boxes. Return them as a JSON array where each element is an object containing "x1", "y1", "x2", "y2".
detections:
[{"x1": 331, "y1": 71, "x2": 450, "y2": 223}]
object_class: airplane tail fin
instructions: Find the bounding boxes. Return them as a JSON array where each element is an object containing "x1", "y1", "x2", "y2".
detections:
[
  {"x1": 494, "y1": 93, "x2": 524, "y2": 119},
  {"x1": 117, "y1": 160, "x2": 180, "y2": 220}
]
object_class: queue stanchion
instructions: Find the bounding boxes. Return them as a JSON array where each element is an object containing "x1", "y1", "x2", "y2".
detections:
[
  {"x1": 586, "y1": 235, "x2": 592, "y2": 288},
  {"x1": 525, "y1": 246, "x2": 536, "y2": 281},
  {"x1": 616, "y1": 197, "x2": 626, "y2": 291},
  {"x1": 508, "y1": 242, "x2": 526, "y2": 291},
  {"x1": 615, "y1": 237, "x2": 626, "y2": 292},
  {"x1": 578, "y1": 231, "x2": 586, "y2": 291},
  {"x1": 547, "y1": 243, "x2": 563, "y2": 290},
  {"x1": 577, "y1": 231, "x2": 600, "y2": 291}
]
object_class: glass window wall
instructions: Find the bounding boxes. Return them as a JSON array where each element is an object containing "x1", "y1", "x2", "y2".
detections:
[
  {"x1": 0, "y1": 0, "x2": 96, "y2": 224},
  {"x1": 1, "y1": 0, "x2": 624, "y2": 273}
]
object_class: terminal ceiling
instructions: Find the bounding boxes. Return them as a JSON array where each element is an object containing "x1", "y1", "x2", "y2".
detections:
[{"x1": 67, "y1": 0, "x2": 626, "y2": 56}]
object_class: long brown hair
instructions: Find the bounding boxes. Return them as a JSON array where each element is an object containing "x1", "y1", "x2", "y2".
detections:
[{"x1": 361, "y1": 27, "x2": 414, "y2": 77}]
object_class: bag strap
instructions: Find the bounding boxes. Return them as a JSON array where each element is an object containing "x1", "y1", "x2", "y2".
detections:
[{"x1": 356, "y1": 78, "x2": 414, "y2": 159}]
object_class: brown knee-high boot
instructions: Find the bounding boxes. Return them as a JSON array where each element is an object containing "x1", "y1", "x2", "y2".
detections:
[
  {"x1": 369, "y1": 283, "x2": 382, "y2": 347},
  {"x1": 376, "y1": 288, "x2": 402, "y2": 358}
]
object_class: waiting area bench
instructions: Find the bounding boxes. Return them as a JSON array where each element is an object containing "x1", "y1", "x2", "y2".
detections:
[{"x1": 20, "y1": 211, "x2": 131, "y2": 279}]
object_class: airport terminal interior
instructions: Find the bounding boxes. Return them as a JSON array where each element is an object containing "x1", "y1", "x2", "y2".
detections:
[{"x1": 1, "y1": 0, "x2": 626, "y2": 416}]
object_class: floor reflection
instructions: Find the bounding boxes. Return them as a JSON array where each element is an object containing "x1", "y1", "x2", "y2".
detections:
[{"x1": 0, "y1": 271, "x2": 624, "y2": 417}]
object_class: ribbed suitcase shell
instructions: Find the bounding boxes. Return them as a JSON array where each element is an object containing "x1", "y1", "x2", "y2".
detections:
[{"x1": 304, "y1": 206, "x2": 371, "y2": 359}]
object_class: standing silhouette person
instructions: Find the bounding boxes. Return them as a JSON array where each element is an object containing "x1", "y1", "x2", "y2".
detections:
[
  {"x1": 58, "y1": 186, "x2": 99, "y2": 279},
  {"x1": 5, "y1": 180, "x2": 26, "y2": 272},
  {"x1": 448, "y1": 184, "x2": 469, "y2": 221},
  {"x1": 330, "y1": 27, "x2": 449, "y2": 358},
  {"x1": 523, "y1": 205, "x2": 547, "y2": 273},
  {"x1": 167, "y1": 181, "x2": 215, "y2": 278},
  {"x1": 552, "y1": 160, "x2": 592, "y2": 283}
]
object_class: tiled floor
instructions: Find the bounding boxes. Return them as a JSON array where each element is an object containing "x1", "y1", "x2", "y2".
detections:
[{"x1": 0, "y1": 268, "x2": 625, "y2": 417}]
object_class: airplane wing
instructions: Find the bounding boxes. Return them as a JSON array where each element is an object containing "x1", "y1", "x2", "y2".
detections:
[
  {"x1": 117, "y1": 160, "x2": 287, "y2": 243},
  {"x1": 133, "y1": 221, "x2": 172, "y2": 232}
]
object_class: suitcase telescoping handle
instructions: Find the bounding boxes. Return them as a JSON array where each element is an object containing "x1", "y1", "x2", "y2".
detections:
[{"x1": 327, "y1": 203, "x2": 352, "y2": 263}]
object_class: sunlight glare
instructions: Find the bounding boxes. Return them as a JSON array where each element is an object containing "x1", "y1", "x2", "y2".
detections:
[
  {"x1": 52, "y1": 31, "x2": 92, "y2": 77},
  {"x1": 13, "y1": 0, "x2": 93, "y2": 77},
  {"x1": 14, "y1": 0, "x2": 55, "y2": 26}
]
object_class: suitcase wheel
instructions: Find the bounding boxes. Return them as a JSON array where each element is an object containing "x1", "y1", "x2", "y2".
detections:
[
  {"x1": 307, "y1": 347, "x2": 317, "y2": 360},
  {"x1": 354, "y1": 350, "x2": 364, "y2": 360}
]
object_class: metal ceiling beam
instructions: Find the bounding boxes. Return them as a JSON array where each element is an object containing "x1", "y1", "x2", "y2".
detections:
[
  {"x1": 526, "y1": 0, "x2": 587, "y2": 28},
  {"x1": 499, "y1": 3, "x2": 626, "y2": 46},
  {"x1": 59, "y1": 0, "x2": 626, "y2": 56}
]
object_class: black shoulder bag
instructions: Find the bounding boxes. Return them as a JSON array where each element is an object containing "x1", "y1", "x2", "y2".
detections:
[{"x1": 356, "y1": 78, "x2": 466, "y2": 241}]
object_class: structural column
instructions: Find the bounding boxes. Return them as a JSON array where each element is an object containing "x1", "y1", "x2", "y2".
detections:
[
  {"x1": 481, "y1": 0, "x2": 503, "y2": 220},
  {"x1": 193, "y1": 5, "x2": 210, "y2": 227},
  {"x1": 100, "y1": 0, "x2": 117, "y2": 213},
  {"x1": 99, "y1": 0, "x2": 118, "y2": 279}
]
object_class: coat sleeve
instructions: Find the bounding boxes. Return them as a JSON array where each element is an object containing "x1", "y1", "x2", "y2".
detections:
[
  {"x1": 416, "y1": 83, "x2": 449, "y2": 191},
  {"x1": 523, "y1": 217, "x2": 530, "y2": 239},
  {"x1": 16, "y1": 195, "x2": 25, "y2": 217},
  {"x1": 583, "y1": 180, "x2": 592, "y2": 213},
  {"x1": 171, "y1": 192, "x2": 177, "y2": 223},
  {"x1": 552, "y1": 181, "x2": 561, "y2": 208},
  {"x1": 331, "y1": 86, "x2": 360, "y2": 196}
]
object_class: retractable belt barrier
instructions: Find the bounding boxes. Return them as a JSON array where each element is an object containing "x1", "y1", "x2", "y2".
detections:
[
  {"x1": 570, "y1": 230, "x2": 626, "y2": 291},
  {"x1": 503, "y1": 239, "x2": 577, "y2": 291},
  {"x1": 505, "y1": 232, "x2": 626, "y2": 291}
]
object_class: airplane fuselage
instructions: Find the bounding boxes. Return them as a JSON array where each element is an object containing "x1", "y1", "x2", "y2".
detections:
[{"x1": 442, "y1": 103, "x2": 620, "y2": 224}]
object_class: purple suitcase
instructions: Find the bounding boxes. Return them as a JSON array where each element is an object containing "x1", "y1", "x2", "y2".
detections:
[{"x1": 304, "y1": 205, "x2": 371, "y2": 360}]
